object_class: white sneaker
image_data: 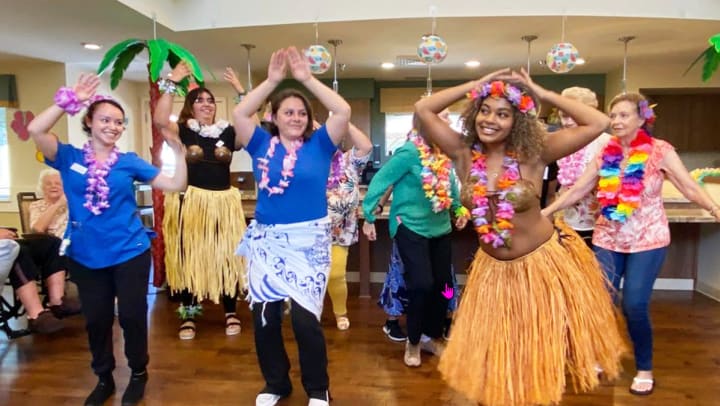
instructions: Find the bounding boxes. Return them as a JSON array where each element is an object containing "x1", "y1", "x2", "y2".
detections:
[
  {"x1": 308, "y1": 392, "x2": 330, "y2": 406},
  {"x1": 256, "y1": 393, "x2": 282, "y2": 406}
]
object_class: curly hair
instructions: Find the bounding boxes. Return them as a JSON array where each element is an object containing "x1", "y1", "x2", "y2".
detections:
[{"x1": 460, "y1": 80, "x2": 545, "y2": 162}]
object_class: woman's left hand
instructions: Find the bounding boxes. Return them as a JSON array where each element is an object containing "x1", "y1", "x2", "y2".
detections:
[
  {"x1": 455, "y1": 215, "x2": 469, "y2": 230},
  {"x1": 223, "y1": 67, "x2": 245, "y2": 93},
  {"x1": 287, "y1": 46, "x2": 312, "y2": 83},
  {"x1": 73, "y1": 73, "x2": 101, "y2": 103},
  {"x1": 504, "y1": 68, "x2": 549, "y2": 100}
]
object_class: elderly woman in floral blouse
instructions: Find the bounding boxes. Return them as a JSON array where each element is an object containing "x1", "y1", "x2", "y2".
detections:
[{"x1": 325, "y1": 123, "x2": 372, "y2": 330}]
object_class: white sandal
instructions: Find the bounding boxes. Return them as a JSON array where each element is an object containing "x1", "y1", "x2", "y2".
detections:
[{"x1": 336, "y1": 316, "x2": 350, "y2": 330}]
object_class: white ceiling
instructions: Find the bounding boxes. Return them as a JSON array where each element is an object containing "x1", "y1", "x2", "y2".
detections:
[{"x1": 0, "y1": 0, "x2": 719, "y2": 84}]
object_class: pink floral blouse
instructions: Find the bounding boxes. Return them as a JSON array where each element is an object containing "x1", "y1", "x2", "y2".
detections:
[
  {"x1": 29, "y1": 199, "x2": 68, "y2": 239},
  {"x1": 592, "y1": 138, "x2": 674, "y2": 253}
]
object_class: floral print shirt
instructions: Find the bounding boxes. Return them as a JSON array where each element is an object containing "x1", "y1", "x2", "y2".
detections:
[
  {"x1": 327, "y1": 148, "x2": 371, "y2": 246},
  {"x1": 29, "y1": 199, "x2": 68, "y2": 238}
]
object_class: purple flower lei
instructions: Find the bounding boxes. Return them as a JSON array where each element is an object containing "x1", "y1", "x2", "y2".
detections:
[{"x1": 82, "y1": 141, "x2": 119, "y2": 215}]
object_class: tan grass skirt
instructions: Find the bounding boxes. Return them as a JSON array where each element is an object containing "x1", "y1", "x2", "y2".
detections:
[
  {"x1": 439, "y1": 221, "x2": 627, "y2": 406},
  {"x1": 163, "y1": 186, "x2": 247, "y2": 303}
]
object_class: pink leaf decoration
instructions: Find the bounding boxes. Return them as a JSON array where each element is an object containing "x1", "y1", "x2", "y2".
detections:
[{"x1": 11, "y1": 110, "x2": 35, "y2": 141}]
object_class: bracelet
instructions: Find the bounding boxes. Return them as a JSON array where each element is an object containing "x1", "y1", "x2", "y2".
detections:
[
  {"x1": 54, "y1": 87, "x2": 85, "y2": 116},
  {"x1": 455, "y1": 206, "x2": 470, "y2": 218},
  {"x1": 157, "y1": 78, "x2": 178, "y2": 95},
  {"x1": 233, "y1": 93, "x2": 245, "y2": 104}
]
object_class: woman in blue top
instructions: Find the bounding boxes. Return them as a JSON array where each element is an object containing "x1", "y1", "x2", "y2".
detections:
[
  {"x1": 27, "y1": 73, "x2": 188, "y2": 406},
  {"x1": 232, "y1": 47, "x2": 351, "y2": 406}
]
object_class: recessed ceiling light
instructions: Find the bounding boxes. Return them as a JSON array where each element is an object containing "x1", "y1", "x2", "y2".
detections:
[
  {"x1": 465, "y1": 60, "x2": 481, "y2": 68},
  {"x1": 381, "y1": 62, "x2": 395, "y2": 69},
  {"x1": 576, "y1": 57, "x2": 586, "y2": 65},
  {"x1": 82, "y1": 43, "x2": 102, "y2": 50}
]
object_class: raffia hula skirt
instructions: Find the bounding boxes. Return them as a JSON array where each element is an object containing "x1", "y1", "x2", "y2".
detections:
[
  {"x1": 439, "y1": 221, "x2": 627, "y2": 406},
  {"x1": 163, "y1": 186, "x2": 247, "y2": 303}
]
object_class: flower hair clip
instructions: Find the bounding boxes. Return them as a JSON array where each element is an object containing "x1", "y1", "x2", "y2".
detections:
[
  {"x1": 88, "y1": 94, "x2": 115, "y2": 104},
  {"x1": 466, "y1": 81, "x2": 538, "y2": 117},
  {"x1": 638, "y1": 100, "x2": 656, "y2": 125}
]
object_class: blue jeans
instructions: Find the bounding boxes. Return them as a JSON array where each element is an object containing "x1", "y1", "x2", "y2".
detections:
[{"x1": 593, "y1": 246, "x2": 667, "y2": 371}]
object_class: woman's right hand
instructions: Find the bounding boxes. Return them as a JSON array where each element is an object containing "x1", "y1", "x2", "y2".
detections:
[
  {"x1": 169, "y1": 61, "x2": 191, "y2": 83},
  {"x1": 362, "y1": 221, "x2": 377, "y2": 241},
  {"x1": 267, "y1": 49, "x2": 288, "y2": 85},
  {"x1": 73, "y1": 73, "x2": 101, "y2": 103},
  {"x1": 287, "y1": 46, "x2": 312, "y2": 83},
  {"x1": 473, "y1": 68, "x2": 511, "y2": 88}
]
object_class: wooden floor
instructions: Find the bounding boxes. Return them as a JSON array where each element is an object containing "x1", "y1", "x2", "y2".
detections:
[{"x1": 1, "y1": 287, "x2": 719, "y2": 405}]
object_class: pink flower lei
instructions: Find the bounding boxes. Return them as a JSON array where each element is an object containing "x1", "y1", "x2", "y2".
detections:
[
  {"x1": 257, "y1": 136, "x2": 303, "y2": 196},
  {"x1": 327, "y1": 150, "x2": 346, "y2": 188},
  {"x1": 82, "y1": 141, "x2": 119, "y2": 215}
]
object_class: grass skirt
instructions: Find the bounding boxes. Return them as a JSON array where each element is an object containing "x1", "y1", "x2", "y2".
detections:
[
  {"x1": 439, "y1": 221, "x2": 627, "y2": 406},
  {"x1": 163, "y1": 186, "x2": 247, "y2": 303}
]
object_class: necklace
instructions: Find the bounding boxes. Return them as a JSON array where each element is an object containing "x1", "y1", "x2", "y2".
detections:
[
  {"x1": 187, "y1": 119, "x2": 229, "y2": 139},
  {"x1": 82, "y1": 141, "x2": 119, "y2": 215},
  {"x1": 469, "y1": 146, "x2": 520, "y2": 248},
  {"x1": 326, "y1": 150, "x2": 346, "y2": 188},
  {"x1": 257, "y1": 136, "x2": 303, "y2": 196},
  {"x1": 597, "y1": 129, "x2": 653, "y2": 223},
  {"x1": 409, "y1": 130, "x2": 453, "y2": 212}
]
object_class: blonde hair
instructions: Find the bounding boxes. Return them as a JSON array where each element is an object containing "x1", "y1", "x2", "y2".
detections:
[
  {"x1": 36, "y1": 168, "x2": 61, "y2": 197},
  {"x1": 560, "y1": 87, "x2": 598, "y2": 108}
]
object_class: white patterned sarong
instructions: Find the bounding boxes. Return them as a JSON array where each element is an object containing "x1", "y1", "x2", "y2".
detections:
[{"x1": 235, "y1": 217, "x2": 331, "y2": 320}]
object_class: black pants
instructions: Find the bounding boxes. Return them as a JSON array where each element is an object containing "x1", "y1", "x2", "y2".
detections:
[
  {"x1": 394, "y1": 224, "x2": 452, "y2": 345},
  {"x1": 252, "y1": 299, "x2": 328, "y2": 398},
  {"x1": 10, "y1": 236, "x2": 64, "y2": 289},
  {"x1": 178, "y1": 289, "x2": 238, "y2": 314},
  {"x1": 68, "y1": 250, "x2": 151, "y2": 376},
  {"x1": 575, "y1": 229, "x2": 594, "y2": 248}
]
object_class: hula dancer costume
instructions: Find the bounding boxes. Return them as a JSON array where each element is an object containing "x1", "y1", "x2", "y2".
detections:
[
  {"x1": 163, "y1": 119, "x2": 246, "y2": 304},
  {"x1": 438, "y1": 81, "x2": 626, "y2": 406}
]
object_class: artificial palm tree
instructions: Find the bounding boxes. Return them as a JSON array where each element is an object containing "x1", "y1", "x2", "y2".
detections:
[
  {"x1": 685, "y1": 33, "x2": 720, "y2": 81},
  {"x1": 97, "y1": 38, "x2": 204, "y2": 286}
]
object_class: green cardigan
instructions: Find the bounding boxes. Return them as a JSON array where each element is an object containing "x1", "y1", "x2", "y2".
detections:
[{"x1": 362, "y1": 140, "x2": 462, "y2": 238}]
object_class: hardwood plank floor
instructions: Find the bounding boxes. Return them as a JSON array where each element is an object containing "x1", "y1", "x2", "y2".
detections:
[{"x1": 1, "y1": 288, "x2": 718, "y2": 405}]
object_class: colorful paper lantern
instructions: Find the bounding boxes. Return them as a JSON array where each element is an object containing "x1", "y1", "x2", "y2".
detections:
[
  {"x1": 305, "y1": 45, "x2": 332, "y2": 74},
  {"x1": 546, "y1": 42, "x2": 580, "y2": 73},
  {"x1": 417, "y1": 35, "x2": 448, "y2": 64}
]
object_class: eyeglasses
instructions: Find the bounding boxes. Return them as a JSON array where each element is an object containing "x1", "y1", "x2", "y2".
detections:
[{"x1": 194, "y1": 97, "x2": 215, "y2": 104}]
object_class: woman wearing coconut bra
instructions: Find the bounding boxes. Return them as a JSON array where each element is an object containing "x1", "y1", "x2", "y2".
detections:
[
  {"x1": 415, "y1": 68, "x2": 626, "y2": 406},
  {"x1": 154, "y1": 63, "x2": 248, "y2": 339}
]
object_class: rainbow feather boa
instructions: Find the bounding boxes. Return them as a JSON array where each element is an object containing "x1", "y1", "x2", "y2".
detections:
[{"x1": 597, "y1": 129, "x2": 653, "y2": 223}]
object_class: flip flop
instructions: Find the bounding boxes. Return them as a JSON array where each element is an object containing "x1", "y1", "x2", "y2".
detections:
[{"x1": 629, "y1": 377, "x2": 655, "y2": 396}]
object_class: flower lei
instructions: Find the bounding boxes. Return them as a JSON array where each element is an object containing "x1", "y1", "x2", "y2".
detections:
[
  {"x1": 82, "y1": 141, "x2": 119, "y2": 215},
  {"x1": 409, "y1": 130, "x2": 453, "y2": 213},
  {"x1": 690, "y1": 167, "x2": 720, "y2": 185},
  {"x1": 597, "y1": 129, "x2": 653, "y2": 223},
  {"x1": 257, "y1": 136, "x2": 303, "y2": 196},
  {"x1": 470, "y1": 146, "x2": 520, "y2": 248},
  {"x1": 327, "y1": 150, "x2": 346, "y2": 188},
  {"x1": 557, "y1": 148, "x2": 587, "y2": 187},
  {"x1": 187, "y1": 119, "x2": 229, "y2": 139},
  {"x1": 467, "y1": 81, "x2": 538, "y2": 117}
]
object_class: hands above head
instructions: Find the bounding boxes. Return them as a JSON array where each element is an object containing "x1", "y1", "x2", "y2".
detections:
[
  {"x1": 73, "y1": 73, "x2": 101, "y2": 103},
  {"x1": 286, "y1": 46, "x2": 312, "y2": 83},
  {"x1": 169, "y1": 61, "x2": 192, "y2": 83},
  {"x1": 223, "y1": 67, "x2": 245, "y2": 94},
  {"x1": 500, "y1": 68, "x2": 550, "y2": 100},
  {"x1": 267, "y1": 49, "x2": 288, "y2": 85},
  {"x1": 474, "y1": 68, "x2": 511, "y2": 87},
  {"x1": 362, "y1": 221, "x2": 377, "y2": 241}
]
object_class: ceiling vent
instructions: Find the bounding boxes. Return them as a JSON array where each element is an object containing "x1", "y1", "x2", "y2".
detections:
[{"x1": 395, "y1": 54, "x2": 426, "y2": 67}]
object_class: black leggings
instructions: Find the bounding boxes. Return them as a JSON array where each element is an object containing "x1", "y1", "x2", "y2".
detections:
[{"x1": 9, "y1": 236, "x2": 64, "y2": 289}]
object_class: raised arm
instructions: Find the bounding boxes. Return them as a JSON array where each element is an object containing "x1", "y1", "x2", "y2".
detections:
[
  {"x1": 223, "y1": 66, "x2": 246, "y2": 96},
  {"x1": 149, "y1": 128, "x2": 187, "y2": 192},
  {"x1": 153, "y1": 62, "x2": 192, "y2": 138},
  {"x1": 662, "y1": 149, "x2": 720, "y2": 221},
  {"x1": 233, "y1": 49, "x2": 288, "y2": 148},
  {"x1": 286, "y1": 46, "x2": 350, "y2": 145},
  {"x1": 541, "y1": 159, "x2": 600, "y2": 217},
  {"x1": 27, "y1": 73, "x2": 100, "y2": 161},
  {"x1": 508, "y1": 70, "x2": 610, "y2": 163},
  {"x1": 348, "y1": 123, "x2": 373, "y2": 157}
]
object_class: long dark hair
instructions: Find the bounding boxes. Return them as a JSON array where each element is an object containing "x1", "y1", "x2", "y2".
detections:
[
  {"x1": 178, "y1": 87, "x2": 216, "y2": 126},
  {"x1": 82, "y1": 99, "x2": 125, "y2": 135},
  {"x1": 267, "y1": 89, "x2": 315, "y2": 139}
]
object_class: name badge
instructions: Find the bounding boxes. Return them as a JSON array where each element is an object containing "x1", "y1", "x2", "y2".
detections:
[
  {"x1": 215, "y1": 140, "x2": 225, "y2": 148},
  {"x1": 70, "y1": 163, "x2": 88, "y2": 174}
]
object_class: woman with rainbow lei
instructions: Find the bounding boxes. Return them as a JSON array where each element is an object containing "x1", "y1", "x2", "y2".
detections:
[
  {"x1": 232, "y1": 46, "x2": 350, "y2": 406},
  {"x1": 415, "y1": 68, "x2": 626, "y2": 406},
  {"x1": 361, "y1": 113, "x2": 470, "y2": 368},
  {"x1": 544, "y1": 92, "x2": 720, "y2": 397}
]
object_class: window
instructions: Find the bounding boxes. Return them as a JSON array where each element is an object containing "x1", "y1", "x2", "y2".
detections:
[
  {"x1": 0, "y1": 108, "x2": 9, "y2": 200},
  {"x1": 384, "y1": 112, "x2": 462, "y2": 155}
]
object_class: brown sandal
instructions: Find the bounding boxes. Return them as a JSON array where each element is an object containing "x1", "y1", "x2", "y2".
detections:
[{"x1": 225, "y1": 314, "x2": 241, "y2": 336}]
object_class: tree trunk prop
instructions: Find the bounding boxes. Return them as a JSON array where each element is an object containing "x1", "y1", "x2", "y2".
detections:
[{"x1": 148, "y1": 77, "x2": 166, "y2": 287}]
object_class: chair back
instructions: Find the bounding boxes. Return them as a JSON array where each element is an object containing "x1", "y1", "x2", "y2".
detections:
[{"x1": 16, "y1": 192, "x2": 39, "y2": 234}]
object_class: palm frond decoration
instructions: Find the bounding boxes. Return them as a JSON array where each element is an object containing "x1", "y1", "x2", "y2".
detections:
[{"x1": 684, "y1": 33, "x2": 720, "y2": 82}]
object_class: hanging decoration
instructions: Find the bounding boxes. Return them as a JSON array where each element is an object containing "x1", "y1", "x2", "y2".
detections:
[
  {"x1": 305, "y1": 23, "x2": 331, "y2": 74},
  {"x1": 684, "y1": 33, "x2": 720, "y2": 82},
  {"x1": 417, "y1": 6, "x2": 446, "y2": 97},
  {"x1": 546, "y1": 16, "x2": 580, "y2": 73},
  {"x1": 618, "y1": 36, "x2": 636, "y2": 93}
]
